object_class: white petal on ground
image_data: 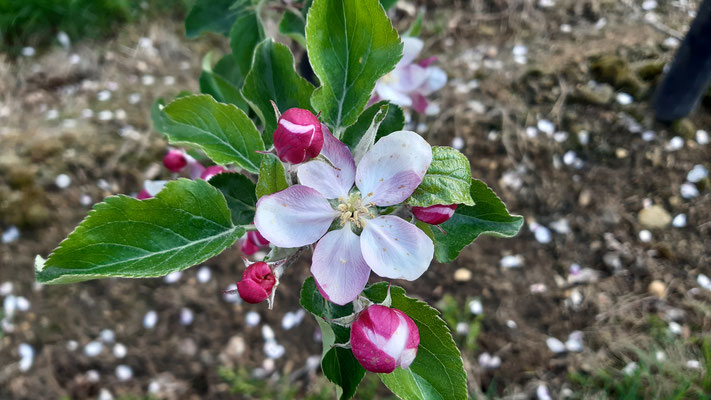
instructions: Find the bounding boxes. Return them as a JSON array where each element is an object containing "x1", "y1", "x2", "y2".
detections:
[
  {"x1": 297, "y1": 126, "x2": 356, "y2": 199},
  {"x1": 311, "y1": 226, "x2": 371, "y2": 305},
  {"x1": 360, "y1": 215, "x2": 434, "y2": 281},
  {"x1": 697, "y1": 274, "x2": 711, "y2": 291},
  {"x1": 143, "y1": 310, "x2": 158, "y2": 329},
  {"x1": 687, "y1": 164, "x2": 708, "y2": 183},
  {"x1": 546, "y1": 337, "x2": 566, "y2": 353},
  {"x1": 355, "y1": 131, "x2": 432, "y2": 206},
  {"x1": 254, "y1": 185, "x2": 339, "y2": 248}
]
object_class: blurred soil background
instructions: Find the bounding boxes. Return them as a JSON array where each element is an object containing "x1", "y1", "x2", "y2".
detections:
[{"x1": 0, "y1": 0, "x2": 710, "y2": 399}]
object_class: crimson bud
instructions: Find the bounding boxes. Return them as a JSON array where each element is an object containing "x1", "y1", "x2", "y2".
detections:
[
  {"x1": 163, "y1": 149, "x2": 187, "y2": 172},
  {"x1": 412, "y1": 204, "x2": 457, "y2": 225},
  {"x1": 273, "y1": 108, "x2": 323, "y2": 164},
  {"x1": 236, "y1": 262, "x2": 276, "y2": 304}
]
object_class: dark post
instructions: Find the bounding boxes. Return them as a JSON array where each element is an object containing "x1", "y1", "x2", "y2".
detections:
[{"x1": 654, "y1": 0, "x2": 711, "y2": 121}]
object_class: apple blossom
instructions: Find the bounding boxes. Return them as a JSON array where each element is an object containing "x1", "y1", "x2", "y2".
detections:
[
  {"x1": 162, "y1": 149, "x2": 188, "y2": 172},
  {"x1": 373, "y1": 37, "x2": 447, "y2": 114},
  {"x1": 412, "y1": 204, "x2": 457, "y2": 225},
  {"x1": 254, "y1": 129, "x2": 434, "y2": 305},
  {"x1": 200, "y1": 165, "x2": 226, "y2": 181},
  {"x1": 350, "y1": 305, "x2": 420, "y2": 373},
  {"x1": 136, "y1": 189, "x2": 152, "y2": 200},
  {"x1": 237, "y1": 262, "x2": 276, "y2": 304},
  {"x1": 240, "y1": 230, "x2": 270, "y2": 256},
  {"x1": 273, "y1": 108, "x2": 324, "y2": 164}
]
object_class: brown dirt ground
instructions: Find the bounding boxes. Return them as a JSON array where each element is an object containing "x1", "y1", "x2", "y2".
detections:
[{"x1": 1, "y1": 0, "x2": 710, "y2": 399}]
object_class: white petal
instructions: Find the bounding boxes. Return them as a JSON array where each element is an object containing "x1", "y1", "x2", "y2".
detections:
[
  {"x1": 421, "y1": 66, "x2": 447, "y2": 95},
  {"x1": 391, "y1": 64, "x2": 429, "y2": 94},
  {"x1": 297, "y1": 125, "x2": 355, "y2": 199},
  {"x1": 144, "y1": 180, "x2": 168, "y2": 197},
  {"x1": 375, "y1": 83, "x2": 413, "y2": 107},
  {"x1": 356, "y1": 131, "x2": 432, "y2": 206},
  {"x1": 360, "y1": 215, "x2": 434, "y2": 280},
  {"x1": 254, "y1": 185, "x2": 339, "y2": 248},
  {"x1": 400, "y1": 37, "x2": 424, "y2": 66},
  {"x1": 311, "y1": 226, "x2": 371, "y2": 305}
]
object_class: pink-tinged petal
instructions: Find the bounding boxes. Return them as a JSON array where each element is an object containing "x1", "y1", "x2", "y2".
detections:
[
  {"x1": 311, "y1": 226, "x2": 370, "y2": 305},
  {"x1": 240, "y1": 238, "x2": 259, "y2": 255},
  {"x1": 356, "y1": 131, "x2": 432, "y2": 206},
  {"x1": 400, "y1": 37, "x2": 424, "y2": 67},
  {"x1": 391, "y1": 64, "x2": 428, "y2": 94},
  {"x1": 188, "y1": 160, "x2": 206, "y2": 180},
  {"x1": 254, "y1": 185, "x2": 339, "y2": 248},
  {"x1": 420, "y1": 66, "x2": 447, "y2": 95},
  {"x1": 375, "y1": 82, "x2": 412, "y2": 107},
  {"x1": 411, "y1": 93, "x2": 428, "y2": 114},
  {"x1": 136, "y1": 189, "x2": 152, "y2": 200},
  {"x1": 361, "y1": 215, "x2": 434, "y2": 280},
  {"x1": 297, "y1": 125, "x2": 355, "y2": 199},
  {"x1": 144, "y1": 180, "x2": 168, "y2": 197},
  {"x1": 418, "y1": 56, "x2": 437, "y2": 68}
]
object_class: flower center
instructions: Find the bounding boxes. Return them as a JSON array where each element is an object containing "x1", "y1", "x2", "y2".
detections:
[{"x1": 337, "y1": 193, "x2": 374, "y2": 229}]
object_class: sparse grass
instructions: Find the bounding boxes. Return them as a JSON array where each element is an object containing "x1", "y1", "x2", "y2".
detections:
[
  {"x1": 0, "y1": 0, "x2": 190, "y2": 55},
  {"x1": 570, "y1": 337, "x2": 711, "y2": 399},
  {"x1": 439, "y1": 294, "x2": 483, "y2": 353}
]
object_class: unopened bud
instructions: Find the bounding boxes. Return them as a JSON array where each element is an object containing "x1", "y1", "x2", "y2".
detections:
[
  {"x1": 200, "y1": 165, "x2": 226, "y2": 181},
  {"x1": 163, "y1": 149, "x2": 187, "y2": 172},
  {"x1": 137, "y1": 189, "x2": 152, "y2": 200},
  {"x1": 247, "y1": 230, "x2": 270, "y2": 247},
  {"x1": 237, "y1": 262, "x2": 276, "y2": 304},
  {"x1": 412, "y1": 204, "x2": 457, "y2": 225},
  {"x1": 273, "y1": 108, "x2": 323, "y2": 164},
  {"x1": 240, "y1": 238, "x2": 259, "y2": 255},
  {"x1": 350, "y1": 305, "x2": 419, "y2": 373}
]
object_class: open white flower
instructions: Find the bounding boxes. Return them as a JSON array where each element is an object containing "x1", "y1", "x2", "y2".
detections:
[{"x1": 254, "y1": 128, "x2": 434, "y2": 304}]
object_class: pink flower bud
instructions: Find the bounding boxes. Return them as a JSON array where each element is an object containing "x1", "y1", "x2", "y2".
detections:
[
  {"x1": 163, "y1": 150, "x2": 187, "y2": 172},
  {"x1": 237, "y1": 262, "x2": 276, "y2": 304},
  {"x1": 350, "y1": 305, "x2": 420, "y2": 373},
  {"x1": 247, "y1": 230, "x2": 270, "y2": 247},
  {"x1": 412, "y1": 204, "x2": 458, "y2": 225},
  {"x1": 200, "y1": 165, "x2": 226, "y2": 181},
  {"x1": 240, "y1": 238, "x2": 260, "y2": 255},
  {"x1": 273, "y1": 108, "x2": 323, "y2": 164},
  {"x1": 137, "y1": 189, "x2": 152, "y2": 200}
]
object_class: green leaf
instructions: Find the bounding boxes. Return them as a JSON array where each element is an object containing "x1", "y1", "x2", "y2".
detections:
[
  {"x1": 208, "y1": 172, "x2": 256, "y2": 225},
  {"x1": 408, "y1": 146, "x2": 475, "y2": 208},
  {"x1": 300, "y1": 277, "x2": 354, "y2": 322},
  {"x1": 278, "y1": 0, "x2": 312, "y2": 47},
  {"x1": 405, "y1": 9, "x2": 424, "y2": 37},
  {"x1": 380, "y1": 0, "x2": 398, "y2": 10},
  {"x1": 342, "y1": 100, "x2": 404, "y2": 151},
  {"x1": 242, "y1": 39, "x2": 315, "y2": 146},
  {"x1": 35, "y1": 179, "x2": 244, "y2": 284},
  {"x1": 432, "y1": 179, "x2": 524, "y2": 262},
  {"x1": 363, "y1": 283, "x2": 467, "y2": 400},
  {"x1": 229, "y1": 9, "x2": 265, "y2": 85},
  {"x1": 157, "y1": 94, "x2": 264, "y2": 173},
  {"x1": 306, "y1": 0, "x2": 403, "y2": 132},
  {"x1": 322, "y1": 347, "x2": 367, "y2": 400},
  {"x1": 199, "y1": 54, "x2": 249, "y2": 111},
  {"x1": 255, "y1": 156, "x2": 288, "y2": 199},
  {"x1": 185, "y1": 0, "x2": 252, "y2": 39}
]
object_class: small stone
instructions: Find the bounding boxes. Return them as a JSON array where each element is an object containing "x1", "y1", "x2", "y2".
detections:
[
  {"x1": 264, "y1": 340, "x2": 285, "y2": 359},
  {"x1": 180, "y1": 308, "x2": 194, "y2": 326},
  {"x1": 55, "y1": 174, "x2": 71, "y2": 189},
  {"x1": 672, "y1": 213, "x2": 687, "y2": 228},
  {"x1": 113, "y1": 343, "x2": 127, "y2": 358},
  {"x1": 533, "y1": 225, "x2": 552, "y2": 244},
  {"x1": 224, "y1": 336, "x2": 246, "y2": 358},
  {"x1": 245, "y1": 311, "x2": 260, "y2": 327},
  {"x1": 451, "y1": 137, "x2": 464, "y2": 150},
  {"x1": 526, "y1": 126, "x2": 538, "y2": 138},
  {"x1": 665, "y1": 136, "x2": 684, "y2": 151},
  {"x1": 642, "y1": 130, "x2": 656, "y2": 141},
  {"x1": 57, "y1": 31, "x2": 71, "y2": 48},
  {"x1": 500, "y1": 255, "x2": 523, "y2": 269},
  {"x1": 84, "y1": 341, "x2": 103, "y2": 357},
  {"x1": 563, "y1": 151, "x2": 577, "y2": 166},
  {"x1": 98, "y1": 389, "x2": 114, "y2": 400},
  {"x1": 455, "y1": 322, "x2": 469, "y2": 335},
  {"x1": 97, "y1": 110, "x2": 113, "y2": 121},
  {"x1": 21, "y1": 47, "x2": 35, "y2": 57},
  {"x1": 662, "y1": 37, "x2": 680, "y2": 50},
  {"x1": 97, "y1": 90, "x2": 111, "y2": 101},
  {"x1": 163, "y1": 76, "x2": 176, "y2": 86},
  {"x1": 638, "y1": 205, "x2": 671, "y2": 228},
  {"x1": 115, "y1": 365, "x2": 133, "y2": 381},
  {"x1": 66, "y1": 340, "x2": 79, "y2": 351},
  {"x1": 163, "y1": 271, "x2": 182, "y2": 284},
  {"x1": 680, "y1": 183, "x2": 700, "y2": 199},
  {"x1": 546, "y1": 337, "x2": 566, "y2": 353},
  {"x1": 642, "y1": 0, "x2": 657, "y2": 10},
  {"x1": 537, "y1": 119, "x2": 555, "y2": 136},
  {"x1": 686, "y1": 360, "x2": 701, "y2": 369},
  {"x1": 197, "y1": 266, "x2": 211, "y2": 283},
  {"x1": 669, "y1": 321, "x2": 682, "y2": 335},
  {"x1": 100, "y1": 329, "x2": 115, "y2": 343},
  {"x1": 80, "y1": 108, "x2": 94, "y2": 118},
  {"x1": 86, "y1": 370, "x2": 100, "y2": 382},
  {"x1": 0, "y1": 282, "x2": 13, "y2": 295},
  {"x1": 506, "y1": 320, "x2": 518, "y2": 329},
  {"x1": 261, "y1": 325, "x2": 275, "y2": 341},
  {"x1": 478, "y1": 352, "x2": 501, "y2": 369},
  {"x1": 687, "y1": 165, "x2": 708, "y2": 183},
  {"x1": 128, "y1": 93, "x2": 142, "y2": 105},
  {"x1": 577, "y1": 130, "x2": 590, "y2": 145},
  {"x1": 553, "y1": 131, "x2": 568, "y2": 143},
  {"x1": 623, "y1": 362, "x2": 638, "y2": 375},
  {"x1": 143, "y1": 310, "x2": 158, "y2": 329},
  {"x1": 141, "y1": 75, "x2": 155, "y2": 86},
  {"x1": 696, "y1": 130, "x2": 709, "y2": 145},
  {"x1": 454, "y1": 268, "x2": 472, "y2": 282},
  {"x1": 2, "y1": 226, "x2": 20, "y2": 243},
  {"x1": 550, "y1": 218, "x2": 570, "y2": 234},
  {"x1": 306, "y1": 355, "x2": 321, "y2": 370},
  {"x1": 18, "y1": 343, "x2": 34, "y2": 371},
  {"x1": 648, "y1": 280, "x2": 667, "y2": 298},
  {"x1": 468, "y1": 299, "x2": 483, "y2": 315},
  {"x1": 639, "y1": 230, "x2": 652, "y2": 242},
  {"x1": 560, "y1": 24, "x2": 572, "y2": 33},
  {"x1": 537, "y1": 384, "x2": 552, "y2": 400},
  {"x1": 530, "y1": 283, "x2": 547, "y2": 293},
  {"x1": 616, "y1": 92, "x2": 633, "y2": 105},
  {"x1": 656, "y1": 351, "x2": 666, "y2": 361},
  {"x1": 697, "y1": 274, "x2": 711, "y2": 291},
  {"x1": 80, "y1": 194, "x2": 92, "y2": 206}
]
